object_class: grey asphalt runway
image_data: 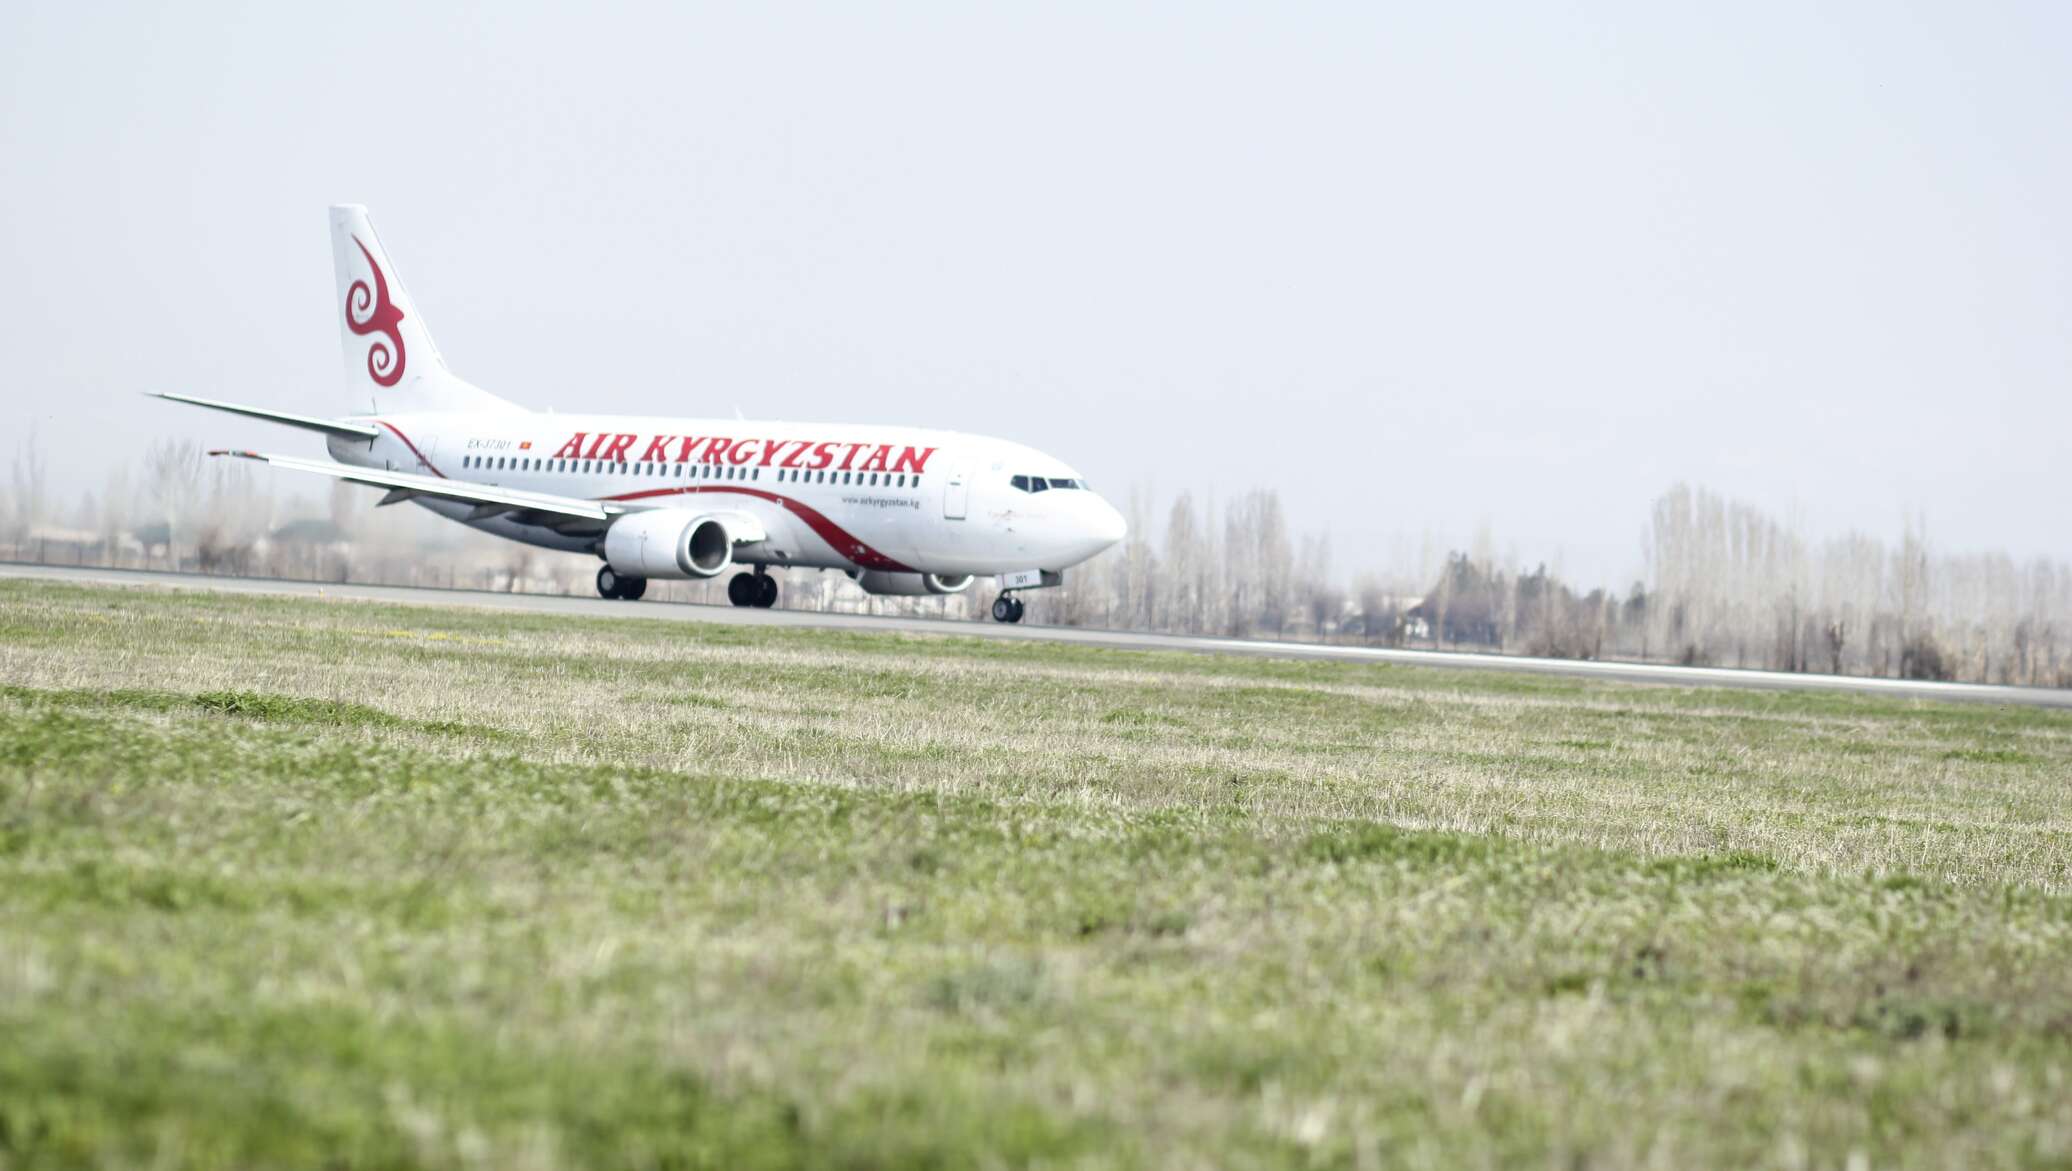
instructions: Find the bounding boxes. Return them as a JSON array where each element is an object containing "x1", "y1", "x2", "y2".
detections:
[{"x1": 7, "y1": 562, "x2": 2072, "y2": 709}]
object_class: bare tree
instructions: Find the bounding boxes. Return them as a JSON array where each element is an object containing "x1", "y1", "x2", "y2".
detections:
[
  {"x1": 144, "y1": 439, "x2": 205, "y2": 569},
  {"x1": 7, "y1": 427, "x2": 49, "y2": 550}
]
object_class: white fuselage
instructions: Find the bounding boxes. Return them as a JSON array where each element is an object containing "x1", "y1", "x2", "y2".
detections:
[{"x1": 330, "y1": 411, "x2": 1127, "y2": 578}]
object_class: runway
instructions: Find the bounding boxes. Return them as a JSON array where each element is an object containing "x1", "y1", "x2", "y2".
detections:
[{"x1": 8, "y1": 562, "x2": 2072, "y2": 710}]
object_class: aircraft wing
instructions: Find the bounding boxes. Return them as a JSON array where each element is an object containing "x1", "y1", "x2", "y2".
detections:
[{"x1": 211, "y1": 450, "x2": 617, "y2": 523}]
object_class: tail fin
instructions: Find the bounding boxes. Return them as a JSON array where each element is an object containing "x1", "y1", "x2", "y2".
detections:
[{"x1": 329, "y1": 205, "x2": 519, "y2": 414}]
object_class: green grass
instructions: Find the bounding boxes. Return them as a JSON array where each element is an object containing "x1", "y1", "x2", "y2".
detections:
[{"x1": 0, "y1": 580, "x2": 2069, "y2": 1169}]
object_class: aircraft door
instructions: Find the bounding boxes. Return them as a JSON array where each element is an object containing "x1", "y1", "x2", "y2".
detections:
[{"x1": 943, "y1": 468, "x2": 969, "y2": 520}]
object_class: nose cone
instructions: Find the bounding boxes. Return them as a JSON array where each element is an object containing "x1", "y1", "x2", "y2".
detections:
[
  {"x1": 1048, "y1": 493, "x2": 1129, "y2": 567},
  {"x1": 1092, "y1": 496, "x2": 1128, "y2": 547}
]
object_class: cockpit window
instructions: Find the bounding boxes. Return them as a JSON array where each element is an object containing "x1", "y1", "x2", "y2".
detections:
[{"x1": 1012, "y1": 474, "x2": 1084, "y2": 492}]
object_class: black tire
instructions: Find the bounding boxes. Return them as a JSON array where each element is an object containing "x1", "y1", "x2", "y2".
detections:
[
  {"x1": 727, "y1": 573, "x2": 757, "y2": 607},
  {"x1": 596, "y1": 566, "x2": 623, "y2": 600},
  {"x1": 1009, "y1": 597, "x2": 1026, "y2": 624},
  {"x1": 992, "y1": 596, "x2": 1014, "y2": 623},
  {"x1": 621, "y1": 576, "x2": 647, "y2": 601},
  {"x1": 754, "y1": 573, "x2": 779, "y2": 609}
]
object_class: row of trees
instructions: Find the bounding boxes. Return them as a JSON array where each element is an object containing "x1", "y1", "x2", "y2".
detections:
[
  {"x1": 1637, "y1": 484, "x2": 2072, "y2": 686},
  {"x1": 10, "y1": 441, "x2": 2072, "y2": 686},
  {"x1": 1035, "y1": 484, "x2": 2072, "y2": 686}
]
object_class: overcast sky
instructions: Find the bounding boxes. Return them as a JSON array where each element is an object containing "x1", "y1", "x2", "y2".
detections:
[{"x1": 3, "y1": 1, "x2": 2067, "y2": 586}]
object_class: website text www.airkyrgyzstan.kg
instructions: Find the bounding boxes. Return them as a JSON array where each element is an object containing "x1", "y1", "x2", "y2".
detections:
[{"x1": 842, "y1": 495, "x2": 921, "y2": 511}]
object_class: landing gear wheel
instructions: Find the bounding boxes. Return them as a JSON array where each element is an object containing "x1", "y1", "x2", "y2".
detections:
[
  {"x1": 753, "y1": 573, "x2": 779, "y2": 609},
  {"x1": 727, "y1": 572, "x2": 757, "y2": 607},
  {"x1": 620, "y1": 576, "x2": 647, "y2": 601},
  {"x1": 1010, "y1": 596, "x2": 1025, "y2": 623},
  {"x1": 992, "y1": 595, "x2": 1024, "y2": 624},
  {"x1": 597, "y1": 566, "x2": 624, "y2": 600}
]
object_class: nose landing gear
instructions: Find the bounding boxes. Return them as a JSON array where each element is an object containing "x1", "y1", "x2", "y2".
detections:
[
  {"x1": 729, "y1": 568, "x2": 779, "y2": 609},
  {"x1": 597, "y1": 565, "x2": 647, "y2": 601},
  {"x1": 991, "y1": 595, "x2": 1026, "y2": 624}
]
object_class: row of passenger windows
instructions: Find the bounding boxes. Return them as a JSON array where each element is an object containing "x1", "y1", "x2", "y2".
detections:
[
  {"x1": 457, "y1": 453, "x2": 923, "y2": 490},
  {"x1": 1010, "y1": 474, "x2": 1085, "y2": 493},
  {"x1": 773, "y1": 467, "x2": 922, "y2": 488}
]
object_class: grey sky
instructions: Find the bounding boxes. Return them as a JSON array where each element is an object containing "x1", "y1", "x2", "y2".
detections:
[{"x1": 4, "y1": 1, "x2": 2067, "y2": 586}]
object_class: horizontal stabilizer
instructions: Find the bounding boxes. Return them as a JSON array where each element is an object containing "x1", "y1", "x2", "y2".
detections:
[
  {"x1": 209, "y1": 450, "x2": 616, "y2": 523},
  {"x1": 151, "y1": 392, "x2": 381, "y2": 439}
]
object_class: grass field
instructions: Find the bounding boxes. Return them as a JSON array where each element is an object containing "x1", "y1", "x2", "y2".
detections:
[{"x1": 1, "y1": 580, "x2": 2068, "y2": 1169}]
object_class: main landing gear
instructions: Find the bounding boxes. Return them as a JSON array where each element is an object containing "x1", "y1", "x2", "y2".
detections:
[
  {"x1": 728, "y1": 568, "x2": 779, "y2": 609},
  {"x1": 991, "y1": 594, "x2": 1026, "y2": 624},
  {"x1": 596, "y1": 565, "x2": 647, "y2": 601}
]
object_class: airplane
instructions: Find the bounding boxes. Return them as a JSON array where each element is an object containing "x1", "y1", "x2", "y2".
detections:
[{"x1": 155, "y1": 206, "x2": 1126, "y2": 622}]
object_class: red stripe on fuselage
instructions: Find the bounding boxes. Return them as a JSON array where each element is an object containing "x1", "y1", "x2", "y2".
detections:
[
  {"x1": 375, "y1": 421, "x2": 447, "y2": 479},
  {"x1": 605, "y1": 485, "x2": 916, "y2": 572}
]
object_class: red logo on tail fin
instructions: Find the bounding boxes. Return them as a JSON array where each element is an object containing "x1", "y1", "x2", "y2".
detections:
[{"x1": 345, "y1": 236, "x2": 406, "y2": 387}]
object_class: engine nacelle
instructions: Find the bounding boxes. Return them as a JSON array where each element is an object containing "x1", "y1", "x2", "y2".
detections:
[
  {"x1": 602, "y1": 510, "x2": 736, "y2": 579},
  {"x1": 853, "y1": 570, "x2": 975, "y2": 597}
]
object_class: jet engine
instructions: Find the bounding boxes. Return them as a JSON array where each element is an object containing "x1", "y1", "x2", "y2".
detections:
[
  {"x1": 853, "y1": 570, "x2": 975, "y2": 597},
  {"x1": 602, "y1": 509, "x2": 739, "y2": 579}
]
